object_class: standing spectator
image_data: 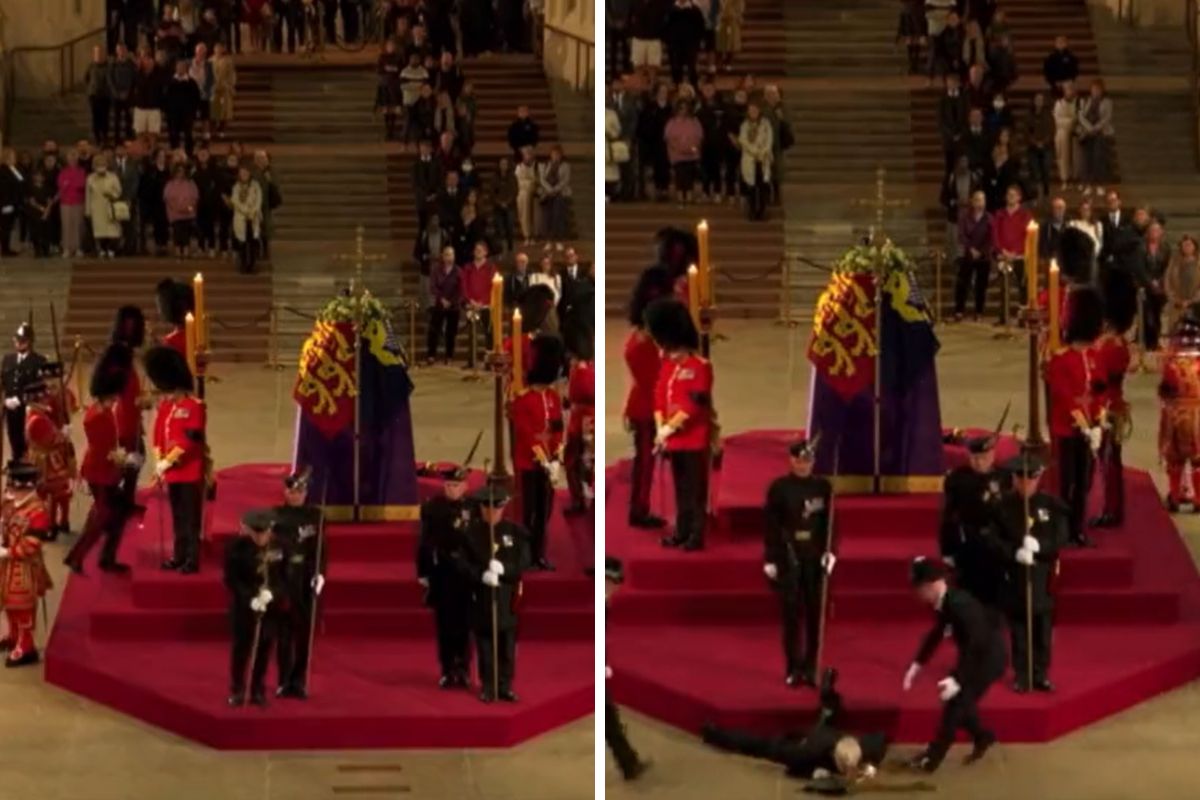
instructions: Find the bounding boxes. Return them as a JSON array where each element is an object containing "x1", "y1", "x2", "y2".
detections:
[
  {"x1": 433, "y1": 52, "x2": 465, "y2": 104},
  {"x1": 720, "y1": 88, "x2": 747, "y2": 205},
  {"x1": 531, "y1": 254, "x2": 563, "y2": 304},
  {"x1": 929, "y1": 10, "x2": 964, "y2": 83},
  {"x1": 216, "y1": 151, "x2": 239, "y2": 258},
  {"x1": 195, "y1": 8, "x2": 225, "y2": 52},
  {"x1": 715, "y1": 0, "x2": 743, "y2": 71},
  {"x1": 491, "y1": 156, "x2": 518, "y2": 254},
  {"x1": 664, "y1": 0, "x2": 705, "y2": 87},
  {"x1": 155, "y1": 5, "x2": 186, "y2": 62},
  {"x1": 559, "y1": 247, "x2": 587, "y2": 322},
  {"x1": 990, "y1": 185, "x2": 1033, "y2": 304},
  {"x1": 132, "y1": 51, "x2": 166, "y2": 144},
  {"x1": 937, "y1": 74, "x2": 968, "y2": 173},
  {"x1": 188, "y1": 44, "x2": 215, "y2": 143},
  {"x1": 961, "y1": 107, "x2": 991, "y2": 172},
  {"x1": 986, "y1": 35, "x2": 1018, "y2": 94},
  {"x1": 455, "y1": 98, "x2": 477, "y2": 156},
  {"x1": 1038, "y1": 196, "x2": 1069, "y2": 261},
  {"x1": 505, "y1": 251, "x2": 533, "y2": 306},
  {"x1": 1076, "y1": 80, "x2": 1114, "y2": 197},
  {"x1": 1144, "y1": 220, "x2": 1170, "y2": 350},
  {"x1": 538, "y1": 145, "x2": 572, "y2": 251},
  {"x1": 164, "y1": 163, "x2": 199, "y2": 259},
  {"x1": 456, "y1": 188, "x2": 488, "y2": 263},
  {"x1": 940, "y1": 155, "x2": 979, "y2": 265},
  {"x1": 85, "y1": 46, "x2": 113, "y2": 146},
  {"x1": 507, "y1": 105, "x2": 540, "y2": 160},
  {"x1": 192, "y1": 146, "x2": 221, "y2": 257},
  {"x1": 229, "y1": 166, "x2": 263, "y2": 273},
  {"x1": 515, "y1": 146, "x2": 539, "y2": 246},
  {"x1": 165, "y1": 59, "x2": 201, "y2": 154},
  {"x1": 982, "y1": 139, "x2": 1019, "y2": 211},
  {"x1": 413, "y1": 212, "x2": 450, "y2": 308},
  {"x1": 436, "y1": 170, "x2": 466, "y2": 239},
  {"x1": 427, "y1": 246, "x2": 462, "y2": 364},
  {"x1": 14, "y1": 150, "x2": 34, "y2": 249},
  {"x1": 738, "y1": 102, "x2": 772, "y2": 221},
  {"x1": 435, "y1": 130, "x2": 463, "y2": 175},
  {"x1": 404, "y1": 72, "x2": 435, "y2": 151},
  {"x1": 630, "y1": 0, "x2": 670, "y2": 83},
  {"x1": 0, "y1": 149, "x2": 24, "y2": 257},
  {"x1": 954, "y1": 190, "x2": 992, "y2": 321},
  {"x1": 461, "y1": 241, "x2": 499, "y2": 357},
  {"x1": 605, "y1": 104, "x2": 622, "y2": 200},
  {"x1": 609, "y1": 0, "x2": 634, "y2": 73},
  {"x1": 25, "y1": 172, "x2": 56, "y2": 258},
  {"x1": 664, "y1": 101, "x2": 702, "y2": 207},
  {"x1": 761, "y1": 85, "x2": 790, "y2": 204},
  {"x1": 273, "y1": 0, "x2": 305, "y2": 53},
  {"x1": 638, "y1": 83, "x2": 672, "y2": 202},
  {"x1": 608, "y1": 77, "x2": 640, "y2": 201},
  {"x1": 211, "y1": 43, "x2": 237, "y2": 139},
  {"x1": 108, "y1": 0, "x2": 141, "y2": 53},
  {"x1": 499, "y1": 0, "x2": 531, "y2": 52},
  {"x1": 896, "y1": 0, "x2": 928, "y2": 75},
  {"x1": 252, "y1": 150, "x2": 280, "y2": 260},
  {"x1": 108, "y1": 44, "x2": 137, "y2": 143},
  {"x1": 374, "y1": 41, "x2": 404, "y2": 141},
  {"x1": 961, "y1": 20, "x2": 987, "y2": 74},
  {"x1": 964, "y1": 63, "x2": 993, "y2": 111},
  {"x1": 696, "y1": 80, "x2": 724, "y2": 202},
  {"x1": 1053, "y1": 82, "x2": 1078, "y2": 191},
  {"x1": 1165, "y1": 236, "x2": 1200, "y2": 331},
  {"x1": 1043, "y1": 36, "x2": 1079, "y2": 94},
  {"x1": 461, "y1": 0, "x2": 496, "y2": 57},
  {"x1": 1023, "y1": 92, "x2": 1053, "y2": 200},
  {"x1": 57, "y1": 150, "x2": 88, "y2": 260},
  {"x1": 85, "y1": 155, "x2": 123, "y2": 259},
  {"x1": 411, "y1": 139, "x2": 442, "y2": 230},
  {"x1": 141, "y1": 148, "x2": 171, "y2": 256},
  {"x1": 433, "y1": 91, "x2": 457, "y2": 140}
]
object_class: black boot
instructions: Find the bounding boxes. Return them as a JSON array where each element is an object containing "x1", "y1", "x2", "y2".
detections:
[{"x1": 964, "y1": 731, "x2": 996, "y2": 765}]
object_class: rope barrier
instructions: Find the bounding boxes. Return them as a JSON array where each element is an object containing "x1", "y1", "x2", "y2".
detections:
[
  {"x1": 211, "y1": 311, "x2": 271, "y2": 331},
  {"x1": 280, "y1": 305, "x2": 319, "y2": 321}
]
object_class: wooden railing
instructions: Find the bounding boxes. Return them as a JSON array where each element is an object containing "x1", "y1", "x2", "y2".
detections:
[
  {"x1": 0, "y1": 26, "x2": 106, "y2": 145},
  {"x1": 542, "y1": 22, "x2": 594, "y2": 95}
]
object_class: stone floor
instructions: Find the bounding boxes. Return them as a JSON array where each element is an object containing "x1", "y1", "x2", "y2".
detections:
[
  {"x1": 603, "y1": 319, "x2": 1200, "y2": 798},
  {"x1": 1, "y1": 362, "x2": 594, "y2": 800}
]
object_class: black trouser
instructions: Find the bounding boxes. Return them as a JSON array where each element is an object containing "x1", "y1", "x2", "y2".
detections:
[
  {"x1": 273, "y1": 6, "x2": 304, "y2": 53},
  {"x1": 237, "y1": 234, "x2": 258, "y2": 273},
  {"x1": 1027, "y1": 145, "x2": 1051, "y2": 198},
  {"x1": 1144, "y1": 291, "x2": 1165, "y2": 350},
  {"x1": 432, "y1": 589, "x2": 472, "y2": 678},
  {"x1": 323, "y1": 0, "x2": 339, "y2": 41},
  {"x1": 0, "y1": 211, "x2": 16, "y2": 254},
  {"x1": 668, "y1": 45, "x2": 699, "y2": 86},
  {"x1": 1008, "y1": 603, "x2": 1053, "y2": 687},
  {"x1": 426, "y1": 305, "x2": 460, "y2": 360},
  {"x1": 339, "y1": 0, "x2": 360, "y2": 42},
  {"x1": 668, "y1": 449, "x2": 708, "y2": 548},
  {"x1": 926, "y1": 671, "x2": 1000, "y2": 767},
  {"x1": 564, "y1": 432, "x2": 587, "y2": 508},
  {"x1": 112, "y1": 99, "x2": 133, "y2": 141},
  {"x1": 230, "y1": 606, "x2": 278, "y2": 695},
  {"x1": 954, "y1": 256, "x2": 990, "y2": 316},
  {"x1": 1056, "y1": 433, "x2": 1093, "y2": 543},
  {"x1": 277, "y1": 587, "x2": 313, "y2": 690},
  {"x1": 607, "y1": 697, "x2": 642, "y2": 776},
  {"x1": 700, "y1": 146, "x2": 722, "y2": 196},
  {"x1": 119, "y1": 438, "x2": 143, "y2": 509},
  {"x1": 217, "y1": 207, "x2": 234, "y2": 253},
  {"x1": 167, "y1": 113, "x2": 194, "y2": 154},
  {"x1": 196, "y1": 204, "x2": 216, "y2": 251},
  {"x1": 476, "y1": 621, "x2": 517, "y2": 695},
  {"x1": 746, "y1": 166, "x2": 768, "y2": 221},
  {"x1": 778, "y1": 558, "x2": 823, "y2": 677},
  {"x1": 5, "y1": 407, "x2": 27, "y2": 461},
  {"x1": 1099, "y1": 434, "x2": 1124, "y2": 523},
  {"x1": 90, "y1": 95, "x2": 112, "y2": 144},
  {"x1": 168, "y1": 480, "x2": 203, "y2": 568},
  {"x1": 521, "y1": 467, "x2": 553, "y2": 561},
  {"x1": 65, "y1": 482, "x2": 129, "y2": 568},
  {"x1": 628, "y1": 420, "x2": 656, "y2": 522}
]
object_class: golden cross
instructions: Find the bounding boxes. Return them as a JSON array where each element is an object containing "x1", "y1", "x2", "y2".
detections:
[
  {"x1": 851, "y1": 167, "x2": 910, "y2": 243},
  {"x1": 331, "y1": 225, "x2": 389, "y2": 297}
]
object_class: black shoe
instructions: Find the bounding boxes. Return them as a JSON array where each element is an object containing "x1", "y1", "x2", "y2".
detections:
[
  {"x1": 562, "y1": 504, "x2": 587, "y2": 516},
  {"x1": 964, "y1": 731, "x2": 996, "y2": 765},
  {"x1": 680, "y1": 538, "x2": 704, "y2": 552},
  {"x1": 63, "y1": 558, "x2": 84, "y2": 575},
  {"x1": 1069, "y1": 535, "x2": 1096, "y2": 548},
  {"x1": 1089, "y1": 513, "x2": 1117, "y2": 528},
  {"x1": 819, "y1": 667, "x2": 839, "y2": 696},
  {"x1": 5, "y1": 649, "x2": 39, "y2": 668},
  {"x1": 784, "y1": 671, "x2": 804, "y2": 688},
  {"x1": 439, "y1": 674, "x2": 454, "y2": 689},
  {"x1": 498, "y1": 689, "x2": 519, "y2": 702},
  {"x1": 1011, "y1": 680, "x2": 1030, "y2": 694},
  {"x1": 161, "y1": 558, "x2": 182, "y2": 571},
  {"x1": 479, "y1": 690, "x2": 495, "y2": 703},
  {"x1": 178, "y1": 562, "x2": 199, "y2": 575},
  {"x1": 622, "y1": 759, "x2": 651, "y2": 781},
  {"x1": 99, "y1": 561, "x2": 131, "y2": 574},
  {"x1": 660, "y1": 534, "x2": 684, "y2": 548},
  {"x1": 629, "y1": 514, "x2": 667, "y2": 529},
  {"x1": 249, "y1": 690, "x2": 268, "y2": 708},
  {"x1": 533, "y1": 558, "x2": 556, "y2": 571},
  {"x1": 907, "y1": 752, "x2": 938, "y2": 773},
  {"x1": 228, "y1": 692, "x2": 245, "y2": 707},
  {"x1": 1033, "y1": 679, "x2": 1055, "y2": 693}
]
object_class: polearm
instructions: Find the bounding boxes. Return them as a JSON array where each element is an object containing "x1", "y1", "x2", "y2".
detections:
[
  {"x1": 815, "y1": 438, "x2": 841, "y2": 676},
  {"x1": 303, "y1": 476, "x2": 331, "y2": 693},
  {"x1": 352, "y1": 296, "x2": 363, "y2": 522},
  {"x1": 242, "y1": 544, "x2": 269, "y2": 706},
  {"x1": 47, "y1": 302, "x2": 71, "y2": 428},
  {"x1": 872, "y1": 270, "x2": 882, "y2": 495},
  {"x1": 483, "y1": 458, "x2": 500, "y2": 700},
  {"x1": 1023, "y1": 459, "x2": 1034, "y2": 689}
]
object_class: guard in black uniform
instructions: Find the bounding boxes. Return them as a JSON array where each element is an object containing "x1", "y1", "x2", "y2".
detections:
[
  {"x1": 224, "y1": 508, "x2": 289, "y2": 708},
  {"x1": 763, "y1": 437, "x2": 837, "y2": 688},
  {"x1": 902, "y1": 557, "x2": 1007, "y2": 772},
  {"x1": 417, "y1": 462, "x2": 475, "y2": 689},
  {"x1": 992, "y1": 454, "x2": 1068, "y2": 693},
  {"x1": 939, "y1": 424, "x2": 1008, "y2": 614},
  {"x1": 605, "y1": 557, "x2": 651, "y2": 781},
  {"x1": 466, "y1": 485, "x2": 532, "y2": 703},
  {"x1": 702, "y1": 668, "x2": 889, "y2": 785},
  {"x1": 1, "y1": 322, "x2": 48, "y2": 462},
  {"x1": 272, "y1": 468, "x2": 326, "y2": 699}
]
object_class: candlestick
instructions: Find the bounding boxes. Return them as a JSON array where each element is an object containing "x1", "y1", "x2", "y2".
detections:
[
  {"x1": 490, "y1": 272, "x2": 503, "y2": 352},
  {"x1": 193, "y1": 273, "x2": 206, "y2": 350},
  {"x1": 511, "y1": 309, "x2": 523, "y2": 393},
  {"x1": 1023, "y1": 222, "x2": 1039, "y2": 308},
  {"x1": 697, "y1": 220, "x2": 710, "y2": 306},
  {"x1": 687, "y1": 264, "x2": 701, "y2": 329},
  {"x1": 1048, "y1": 260, "x2": 1061, "y2": 353},
  {"x1": 184, "y1": 312, "x2": 198, "y2": 376}
]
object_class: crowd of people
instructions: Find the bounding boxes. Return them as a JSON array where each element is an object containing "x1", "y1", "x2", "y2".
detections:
[{"x1": 607, "y1": 0, "x2": 746, "y2": 84}]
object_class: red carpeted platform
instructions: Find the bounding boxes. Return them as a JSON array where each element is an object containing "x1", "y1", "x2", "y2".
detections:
[
  {"x1": 45, "y1": 464, "x2": 595, "y2": 750},
  {"x1": 607, "y1": 430, "x2": 1200, "y2": 743}
]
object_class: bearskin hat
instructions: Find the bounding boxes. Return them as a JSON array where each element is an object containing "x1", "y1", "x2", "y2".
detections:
[
  {"x1": 144, "y1": 345, "x2": 194, "y2": 393},
  {"x1": 155, "y1": 278, "x2": 195, "y2": 326},
  {"x1": 628, "y1": 265, "x2": 676, "y2": 326},
  {"x1": 112, "y1": 305, "x2": 146, "y2": 348},
  {"x1": 90, "y1": 345, "x2": 132, "y2": 399},
  {"x1": 644, "y1": 298, "x2": 699, "y2": 352},
  {"x1": 1064, "y1": 285, "x2": 1104, "y2": 345},
  {"x1": 655, "y1": 227, "x2": 698, "y2": 279},
  {"x1": 526, "y1": 333, "x2": 565, "y2": 386},
  {"x1": 1101, "y1": 269, "x2": 1137, "y2": 336},
  {"x1": 1056, "y1": 227, "x2": 1095, "y2": 284},
  {"x1": 519, "y1": 284, "x2": 558, "y2": 333}
]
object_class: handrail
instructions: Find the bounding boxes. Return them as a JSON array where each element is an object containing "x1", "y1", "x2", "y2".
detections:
[
  {"x1": 541, "y1": 22, "x2": 595, "y2": 48},
  {"x1": 6, "y1": 25, "x2": 107, "y2": 57},
  {"x1": 1, "y1": 25, "x2": 107, "y2": 146},
  {"x1": 542, "y1": 22, "x2": 594, "y2": 94}
]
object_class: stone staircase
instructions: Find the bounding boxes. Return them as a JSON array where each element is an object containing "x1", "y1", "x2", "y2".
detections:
[
  {"x1": 0, "y1": 259, "x2": 73, "y2": 349},
  {"x1": 781, "y1": 0, "x2": 903, "y2": 78}
]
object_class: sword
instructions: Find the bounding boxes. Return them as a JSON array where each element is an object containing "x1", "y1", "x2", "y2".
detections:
[
  {"x1": 483, "y1": 459, "x2": 499, "y2": 700},
  {"x1": 302, "y1": 476, "x2": 331, "y2": 693},
  {"x1": 815, "y1": 437, "x2": 841, "y2": 676},
  {"x1": 1023, "y1": 458, "x2": 1034, "y2": 690},
  {"x1": 242, "y1": 538, "x2": 270, "y2": 706}
]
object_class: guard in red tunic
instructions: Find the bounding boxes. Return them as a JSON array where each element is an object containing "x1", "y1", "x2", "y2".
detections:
[
  {"x1": 1044, "y1": 286, "x2": 1103, "y2": 547},
  {"x1": 64, "y1": 350, "x2": 138, "y2": 574},
  {"x1": 1158, "y1": 309, "x2": 1200, "y2": 510},
  {"x1": 624, "y1": 267, "x2": 674, "y2": 529},
  {"x1": 647, "y1": 299, "x2": 714, "y2": 552},
  {"x1": 1089, "y1": 271, "x2": 1136, "y2": 527},
  {"x1": 510, "y1": 334, "x2": 565, "y2": 571},
  {"x1": 146, "y1": 345, "x2": 207, "y2": 574},
  {"x1": 563, "y1": 315, "x2": 595, "y2": 514},
  {"x1": 110, "y1": 306, "x2": 149, "y2": 508},
  {"x1": 155, "y1": 278, "x2": 194, "y2": 357},
  {"x1": 22, "y1": 363, "x2": 77, "y2": 540},
  {"x1": 0, "y1": 462, "x2": 53, "y2": 667}
]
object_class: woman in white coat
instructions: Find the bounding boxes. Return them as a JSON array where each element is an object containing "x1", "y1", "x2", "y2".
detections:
[
  {"x1": 85, "y1": 154, "x2": 123, "y2": 258},
  {"x1": 229, "y1": 166, "x2": 263, "y2": 274},
  {"x1": 1052, "y1": 82, "x2": 1078, "y2": 191},
  {"x1": 515, "y1": 145, "x2": 539, "y2": 246},
  {"x1": 738, "y1": 102, "x2": 773, "y2": 221}
]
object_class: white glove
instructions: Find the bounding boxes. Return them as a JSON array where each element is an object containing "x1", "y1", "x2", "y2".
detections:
[
  {"x1": 418, "y1": 577, "x2": 430, "y2": 588},
  {"x1": 812, "y1": 768, "x2": 832, "y2": 780},
  {"x1": 605, "y1": 665, "x2": 613, "y2": 680},
  {"x1": 1087, "y1": 427, "x2": 1103, "y2": 452},
  {"x1": 124, "y1": 452, "x2": 144, "y2": 468},
  {"x1": 311, "y1": 574, "x2": 325, "y2": 595},
  {"x1": 544, "y1": 460, "x2": 564, "y2": 485},
  {"x1": 482, "y1": 570, "x2": 500, "y2": 587},
  {"x1": 938, "y1": 676, "x2": 961, "y2": 702},
  {"x1": 250, "y1": 588, "x2": 273, "y2": 612},
  {"x1": 1015, "y1": 547, "x2": 1035, "y2": 566},
  {"x1": 4, "y1": 397, "x2": 19, "y2": 410},
  {"x1": 0, "y1": 546, "x2": 9, "y2": 559},
  {"x1": 154, "y1": 459, "x2": 171, "y2": 478},
  {"x1": 1023, "y1": 535, "x2": 1040, "y2": 554},
  {"x1": 488, "y1": 559, "x2": 505, "y2": 576},
  {"x1": 821, "y1": 552, "x2": 836, "y2": 574},
  {"x1": 903, "y1": 662, "x2": 921, "y2": 691},
  {"x1": 60, "y1": 425, "x2": 72, "y2": 438},
  {"x1": 861, "y1": 764, "x2": 877, "y2": 780},
  {"x1": 943, "y1": 555, "x2": 955, "y2": 568},
  {"x1": 763, "y1": 563, "x2": 778, "y2": 580},
  {"x1": 655, "y1": 423, "x2": 674, "y2": 446}
]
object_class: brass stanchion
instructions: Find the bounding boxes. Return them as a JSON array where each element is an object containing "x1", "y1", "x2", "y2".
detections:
[
  {"x1": 777, "y1": 256, "x2": 799, "y2": 328},
  {"x1": 264, "y1": 304, "x2": 283, "y2": 371},
  {"x1": 993, "y1": 260, "x2": 1015, "y2": 340},
  {"x1": 408, "y1": 299, "x2": 418, "y2": 367},
  {"x1": 462, "y1": 311, "x2": 485, "y2": 383}
]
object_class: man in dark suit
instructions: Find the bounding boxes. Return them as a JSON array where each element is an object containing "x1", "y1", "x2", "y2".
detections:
[
  {"x1": 608, "y1": 76, "x2": 641, "y2": 201},
  {"x1": 1100, "y1": 189, "x2": 1133, "y2": 269},
  {"x1": 960, "y1": 108, "x2": 992, "y2": 173},
  {"x1": 902, "y1": 557, "x2": 1007, "y2": 772},
  {"x1": 411, "y1": 139, "x2": 442, "y2": 230},
  {"x1": 111, "y1": 142, "x2": 141, "y2": 255},
  {"x1": 558, "y1": 247, "x2": 590, "y2": 323},
  {"x1": 506, "y1": 105, "x2": 540, "y2": 159},
  {"x1": 1042, "y1": 35, "x2": 1079, "y2": 93},
  {"x1": 435, "y1": 171, "x2": 465, "y2": 239},
  {"x1": 1, "y1": 323, "x2": 48, "y2": 461},
  {"x1": 1039, "y1": 196, "x2": 1069, "y2": 260},
  {"x1": 504, "y1": 251, "x2": 532, "y2": 307},
  {"x1": 937, "y1": 74, "x2": 969, "y2": 174}
]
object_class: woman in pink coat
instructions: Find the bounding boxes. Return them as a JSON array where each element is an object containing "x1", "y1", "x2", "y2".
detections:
[{"x1": 56, "y1": 150, "x2": 87, "y2": 258}]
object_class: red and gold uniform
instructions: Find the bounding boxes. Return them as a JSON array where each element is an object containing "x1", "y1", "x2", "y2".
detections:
[
  {"x1": 564, "y1": 358, "x2": 595, "y2": 509},
  {"x1": 1091, "y1": 331, "x2": 1131, "y2": 524},
  {"x1": 153, "y1": 393, "x2": 207, "y2": 570},
  {"x1": 162, "y1": 326, "x2": 187, "y2": 358},
  {"x1": 1045, "y1": 344, "x2": 1102, "y2": 546},
  {"x1": 655, "y1": 352, "x2": 714, "y2": 549},
  {"x1": 65, "y1": 399, "x2": 131, "y2": 572},
  {"x1": 1159, "y1": 344, "x2": 1200, "y2": 507},
  {"x1": 25, "y1": 387, "x2": 78, "y2": 535},
  {"x1": 624, "y1": 328, "x2": 661, "y2": 524},
  {"x1": 511, "y1": 384, "x2": 564, "y2": 566},
  {"x1": 0, "y1": 485, "x2": 52, "y2": 665}
]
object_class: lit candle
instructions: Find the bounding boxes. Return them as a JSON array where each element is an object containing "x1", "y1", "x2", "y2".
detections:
[
  {"x1": 697, "y1": 220, "x2": 710, "y2": 306},
  {"x1": 1023, "y1": 222, "x2": 1039, "y2": 308},
  {"x1": 490, "y1": 272, "x2": 503, "y2": 352},
  {"x1": 193, "y1": 273, "x2": 206, "y2": 350},
  {"x1": 184, "y1": 312, "x2": 198, "y2": 376},
  {"x1": 687, "y1": 264, "x2": 701, "y2": 329},
  {"x1": 1048, "y1": 260, "x2": 1061, "y2": 353},
  {"x1": 511, "y1": 309, "x2": 523, "y2": 393}
]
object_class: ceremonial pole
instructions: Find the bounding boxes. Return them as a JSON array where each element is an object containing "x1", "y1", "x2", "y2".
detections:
[
  {"x1": 815, "y1": 440, "x2": 840, "y2": 675},
  {"x1": 487, "y1": 275, "x2": 512, "y2": 490},
  {"x1": 304, "y1": 477, "x2": 330, "y2": 693},
  {"x1": 484, "y1": 459, "x2": 500, "y2": 700}
]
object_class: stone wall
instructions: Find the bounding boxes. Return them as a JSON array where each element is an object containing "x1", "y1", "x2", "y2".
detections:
[
  {"x1": 2, "y1": 0, "x2": 105, "y2": 99},
  {"x1": 542, "y1": 0, "x2": 594, "y2": 93},
  {"x1": 1093, "y1": 0, "x2": 1190, "y2": 27}
]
